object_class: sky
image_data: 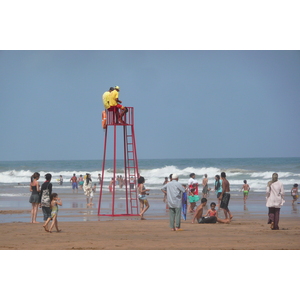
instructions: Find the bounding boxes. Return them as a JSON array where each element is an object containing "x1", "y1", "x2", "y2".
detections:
[
  {"x1": 0, "y1": 50, "x2": 300, "y2": 161},
  {"x1": 1, "y1": 1, "x2": 299, "y2": 295},
  {"x1": 1, "y1": 2, "x2": 300, "y2": 162}
]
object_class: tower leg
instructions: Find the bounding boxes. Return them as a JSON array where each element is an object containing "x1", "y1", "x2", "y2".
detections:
[{"x1": 98, "y1": 127, "x2": 108, "y2": 215}]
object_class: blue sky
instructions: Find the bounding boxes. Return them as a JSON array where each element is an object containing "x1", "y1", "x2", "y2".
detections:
[
  {"x1": 1, "y1": 2, "x2": 299, "y2": 161},
  {"x1": 1, "y1": 50, "x2": 299, "y2": 161}
]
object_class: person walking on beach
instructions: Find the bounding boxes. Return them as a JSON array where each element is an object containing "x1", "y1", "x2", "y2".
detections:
[
  {"x1": 241, "y1": 180, "x2": 250, "y2": 203},
  {"x1": 266, "y1": 173, "x2": 285, "y2": 230},
  {"x1": 78, "y1": 174, "x2": 84, "y2": 190},
  {"x1": 138, "y1": 176, "x2": 150, "y2": 220},
  {"x1": 109, "y1": 177, "x2": 115, "y2": 193},
  {"x1": 188, "y1": 173, "x2": 199, "y2": 195},
  {"x1": 214, "y1": 175, "x2": 222, "y2": 207},
  {"x1": 40, "y1": 173, "x2": 53, "y2": 231},
  {"x1": 161, "y1": 174, "x2": 186, "y2": 231},
  {"x1": 162, "y1": 177, "x2": 169, "y2": 209},
  {"x1": 119, "y1": 175, "x2": 124, "y2": 188},
  {"x1": 70, "y1": 173, "x2": 78, "y2": 193},
  {"x1": 48, "y1": 193, "x2": 62, "y2": 233},
  {"x1": 83, "y1": 173, "x2": 94, "y2": 207},
  {"x1": 291, "y1": 184, "x2": 299, "y2": 204},
  {"x1": 202, "y1": 174, "x2": 208, "y2": 198},
  {"x1": 29, "y1": 172, "x2": 41, "y2": 223},
  {"x1": 219, "y1": 172, "x2": 233, "y2": 220}
]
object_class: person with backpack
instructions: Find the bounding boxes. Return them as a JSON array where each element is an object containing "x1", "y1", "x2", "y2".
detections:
[{"x1": 40, "y1": 173, "x2": 53, "y2": 232}]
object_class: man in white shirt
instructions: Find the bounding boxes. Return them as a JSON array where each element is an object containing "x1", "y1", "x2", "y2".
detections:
[{"x1": 162, "y1": 174, "x2": 186, "y2": 231}]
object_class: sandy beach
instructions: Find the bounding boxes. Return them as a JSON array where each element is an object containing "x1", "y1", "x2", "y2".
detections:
[
  {"x1": 1, "y1": 189, "x2": 299, "y2": 250},
  {"x1": 0, "y1": 215, "x2": 300, "y2": 250}
]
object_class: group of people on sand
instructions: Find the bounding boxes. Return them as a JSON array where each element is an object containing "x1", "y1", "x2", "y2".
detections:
[
  {"x1": 135, "y1": 172, "x2": 234, "y2": 227},
  {"x1": 159, "y1": 171, "x2": 297, "y2": 231},
  {"x1": 30, "y1": 169, "x2": 298, "y2": 232},
  {"x1": 28, "y1": 171, "x2": 99, "y2": 231},
  {"x1": 29, "y1": 172, "x2": 62, "y2": 233}
]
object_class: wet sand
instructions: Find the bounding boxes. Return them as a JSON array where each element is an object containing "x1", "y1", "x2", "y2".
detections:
[{"x1": 1, "y1": 188, "x2": 300, "y2": 250}]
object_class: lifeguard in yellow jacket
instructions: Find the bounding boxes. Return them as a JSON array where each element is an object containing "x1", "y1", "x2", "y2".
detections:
[{"x1": 108, "y1": 86, "x2": 128, "y2": 124}]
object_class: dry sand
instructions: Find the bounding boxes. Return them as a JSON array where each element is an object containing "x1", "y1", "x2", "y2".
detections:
[{"x1": 1, "y1": 215, "x2": 299, "y2": 250}]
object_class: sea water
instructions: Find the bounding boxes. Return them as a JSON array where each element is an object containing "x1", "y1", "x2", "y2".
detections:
[
  {"x1": 0, "y1": 157, "x2": 299, "y2": 222},
  {"x1": 0, "y1": 157, "x2": 299, "y2": 192}
]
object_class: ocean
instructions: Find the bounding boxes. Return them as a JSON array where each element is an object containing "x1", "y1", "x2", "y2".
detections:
[
  {"x1": 1, "y1": 157, "x2": 299, "y2": 193},
  {"x1": 1, "y1": 157, "x2": 299, "y2": 222}
]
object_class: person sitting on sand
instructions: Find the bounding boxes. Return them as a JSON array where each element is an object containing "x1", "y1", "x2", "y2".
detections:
[
  {"x1": 191, "y1": 198, "x2": 207, "y2": 223},
  {"x1": 43, "y1": 193, "x2": 62, "y2": 233},
  {"x1": 138, "y1": 176, "x2": 150, "y2": 220},
  {"x1": 199, "y1": 202, "x2": 230, "y2": 224}
]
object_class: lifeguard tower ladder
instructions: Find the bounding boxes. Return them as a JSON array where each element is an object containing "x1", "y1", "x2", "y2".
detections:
[{"x1": 98, "y1": 107, "x2": 139, "y2": 216}]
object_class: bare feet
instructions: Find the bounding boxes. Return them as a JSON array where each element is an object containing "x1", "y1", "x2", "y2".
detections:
[
  {"x1": 171, "y1": 228, "x2": 175, "y2": 231},
  {"x1": 33, "y1": 221, "x2": 40, "y2": 224},
  {"x1": 57, "y1": 229, "x2": 61, "y2": 232},
  {"x1": 270, "y1": 222, "x2": 274, "y2": 229},
  {"x1": 43, "y1": 225, "x2": 49, "y2": 232}
]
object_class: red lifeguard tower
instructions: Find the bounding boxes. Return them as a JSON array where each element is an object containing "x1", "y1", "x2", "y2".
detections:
[{"x1": 98, "y1": 107, "x2": 139, "y2": 216}]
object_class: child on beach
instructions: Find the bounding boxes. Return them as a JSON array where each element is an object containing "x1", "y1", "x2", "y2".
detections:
[
  {"x1": 109, "y1": 178, "x2": 115, "y2": 193},
  {"x1": 199, "y1": 202, "x2": 230, "y2": 224},
  {"x1": 214, "y1": 175, "x2": 222, "y2": 207},
  {"x1": 92, "y1": 183, "x2": 97, "y2": 193},
  {"x1": 191, "y1": 198, "x2": 207, "y2": 223},
  {"x1": 188, "y1": 186, "x2": 200, "y2": 213},
  {"x1": 181, "y1": 185, "x2": 188, "y2": 220},
  {"x1": 138, "y1": 176, "x2": 150, "y2": 220},
  {"x1": 78, "y1": 175, "x2": 84, "y2": 190},
  {"x1": 43, "y1": 193, "x2": 62, "y2": 233},
  {"x1": 291, "y1": 184, "x2": 299, "y2": 204}
]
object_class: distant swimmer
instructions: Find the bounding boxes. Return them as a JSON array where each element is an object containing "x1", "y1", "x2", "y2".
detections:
[{"x1": 241, "y1": 180, "x2": 250, "y2": 203}]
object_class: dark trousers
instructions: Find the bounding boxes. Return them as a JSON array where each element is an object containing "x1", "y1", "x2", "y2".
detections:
[{"x1": 268, "y1": 207, "x2": 280, "y2": 230}]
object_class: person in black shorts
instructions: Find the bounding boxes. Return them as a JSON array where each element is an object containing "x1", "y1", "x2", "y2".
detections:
[{"x1": 219, "y1": 172, "x2": 233, "y2": 220}]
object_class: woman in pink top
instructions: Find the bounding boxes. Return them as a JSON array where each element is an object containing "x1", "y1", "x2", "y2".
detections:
[{"x1": 266, "y1": 173, "x2": 285, "y2": 230}]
